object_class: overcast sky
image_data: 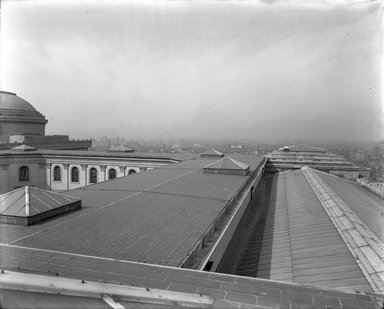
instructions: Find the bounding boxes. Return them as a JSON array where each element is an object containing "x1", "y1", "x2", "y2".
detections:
[{"x1": 1, "y1": 0, "x2": 382, "y2": 143}]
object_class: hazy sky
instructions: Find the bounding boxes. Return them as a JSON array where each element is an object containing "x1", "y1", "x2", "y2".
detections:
[{"x1": 1, "y1": 0, "x2": 382, "y2": 142}]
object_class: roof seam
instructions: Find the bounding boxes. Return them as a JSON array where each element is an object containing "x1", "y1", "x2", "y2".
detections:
[
  {"x1": 7, "y1": 170, "x2": 196, "y2": 244},
  {"x1": 142, "y1": 190, "x2": 228, "y2": 203}
]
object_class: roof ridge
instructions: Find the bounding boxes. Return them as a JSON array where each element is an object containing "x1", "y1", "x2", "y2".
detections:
[{"x1": 224, "y1": 156, "x2": 249, "y2": 169}]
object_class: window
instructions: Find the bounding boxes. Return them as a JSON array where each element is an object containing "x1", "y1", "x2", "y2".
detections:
[
  {"x1": 71, "y1": 167, "x2": 79, "y2": 183},
  {"x1": 90, "y1": 168, "x2": 97, "y2": 184},
  {"x1": 128, "y1": 169, "x2": 136, "y2": 175},
  {"x1": 109, "y1": 168, "x2": 117, "y2": 180},
  {"x1": 19, "y1": 166, "x2": 29, "y2": 182},
  {"x1": 54, "y1": 166, "x2": 61, "y2": 181}
]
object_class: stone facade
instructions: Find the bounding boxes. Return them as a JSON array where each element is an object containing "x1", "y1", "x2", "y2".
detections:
[{"x1": 0, "y1": 151, "x2": 179, "y2": 194}]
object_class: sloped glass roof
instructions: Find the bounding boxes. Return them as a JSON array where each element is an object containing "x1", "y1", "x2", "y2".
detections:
[
  {"x1": 0, "y1": 186, "x2": 81, "y2": 217},
  {"x1": 204, "y1": 157, "x2": 249, "y2": 170},
  {"x1": 200, "y1": 149, "x2": 224, "y2": 157}
]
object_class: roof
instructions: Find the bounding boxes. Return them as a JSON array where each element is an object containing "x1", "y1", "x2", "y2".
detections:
[
  {"x1": 108, "y1": 144, "x2": 135, "y2": 152},
  {"x1": 0, "y1": 186, "x2": 80, "y2": 217},
  {"x1": 316, "y1": 172, "x2": 384, "y2": 243},
  {"x1": 0, "y1": 158, "x2": 383, "y2": 307},
  {"x1": 0, "y1": 247, "x2": 381, "y2": 308},
  {"x1": 278, "y1": 144, "x2": 327, "y2": 153},
  {"x1": 0, "y1": 270, "x2": 213, "y2": 308},
  {"x1": 204, "y1": 157, "x2": 249, "y2": 170},
  {"x1": 0, "y1": 91, "x2": 37, "y2": 112},
  {"x1": 11, "y1": 144, "x2": 37, "y2": 151},
  {"x1": 267, "y1": 145, "x2": 359, "y2": 175},
  {"x1": 200, "y1": 149, "x2": 224, "y2": 157},
  {"x1": 227, "y1": 167, "x2": 384, "y2": 293},
  {"x1": 0, "y1": 156, "x2": 264, "y2": 266}
]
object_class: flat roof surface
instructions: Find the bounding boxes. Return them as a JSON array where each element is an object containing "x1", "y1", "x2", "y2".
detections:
[
  {"x1": 234, "y1": 170, "x2": 373, "y2": 292},
  {"x1": 0, "y1": 156, "x2": 264, "y2": 267}
]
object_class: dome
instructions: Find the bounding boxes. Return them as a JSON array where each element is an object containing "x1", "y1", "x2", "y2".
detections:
[
  {"x1": 0, "y1": 91, "x2": 37, "y2": 112},
  {"x1": 0, "y1": 91, "x2": 47, "y2": 141}
]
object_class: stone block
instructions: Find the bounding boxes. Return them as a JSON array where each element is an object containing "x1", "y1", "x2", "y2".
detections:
[
  {"x1": 221, "y1": 282, "x2": 252, "y2": 294},
  {"x1": 281, "y1": 290, "x2": 313, "y2": 303},
  {"x1": 257, "y1": 296, "x2": 290, "y2": 309},
  {"x1": 226, "y1": 292, "x2": 257, "y2": 305}
]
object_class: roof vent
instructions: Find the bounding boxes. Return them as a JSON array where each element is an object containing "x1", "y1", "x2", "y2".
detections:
[
  {"x1": 11, "y1": 144, "x2": 37, "y2": 152},
  {"x1": 107, "y1": 144, "x2": 135, "y2": 153},
  {"x1": 203, "y1": 157, "x2": 249, "y2": 176},
  {"x1": 200, "y1": 149, "x2": 225, "y2": 158}
]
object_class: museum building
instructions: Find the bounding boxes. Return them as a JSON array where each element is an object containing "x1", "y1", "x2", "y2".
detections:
[
  {"x1": 0, "y1": 92, "x2": 180, "y2": 193},
  {"x1": 0, "y1": 91, "x2": 383, "y2": 308}
]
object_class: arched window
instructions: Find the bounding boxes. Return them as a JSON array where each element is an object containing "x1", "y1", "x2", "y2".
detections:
[
  {"x1": 109, "y1": 168, "x2": 117, "y2": 180},
  {"x1": 71, "y1": 167, "x2": 79, "y2": 183},
  {"x1": 19, "y1": 166, "x2": 29, "y2": 182},
  {"x1": 128, "y1": 169, "x2": 136, "y2": 175},
  {"x1": 90, "y1": 168, "x2": 97, "y2": 184},
  {"x1": 54, "y1": 166, "x2": 61, "y2": 181}
]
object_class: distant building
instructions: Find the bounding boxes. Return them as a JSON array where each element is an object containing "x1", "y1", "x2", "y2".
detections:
[
  {"x1": 357, "y1": 177, "x2": 384, "y2": 198},
  {"x1": 266, "y1": 144, "x2": 360, "y2": 180},
  {"x1": 371, "y1": 165, "x2": 383, "y2": 179},
  {"x1": 350, "y1": 148, "x2": 369, "y2": 162}
]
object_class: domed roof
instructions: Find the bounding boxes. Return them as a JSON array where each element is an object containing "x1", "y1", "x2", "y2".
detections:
[{"x1": 0, "y1": 91, "x2": 37, "y2": 112}]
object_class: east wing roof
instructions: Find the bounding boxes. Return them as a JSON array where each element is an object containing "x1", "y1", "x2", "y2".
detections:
[{"x1": 230, "y1": 167, "x2": 384, "y2": 293}]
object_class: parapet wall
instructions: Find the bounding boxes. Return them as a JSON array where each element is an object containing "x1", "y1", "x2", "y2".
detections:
[{"x1": 179, "y1": 157, "x2": 267, "y2": 270}]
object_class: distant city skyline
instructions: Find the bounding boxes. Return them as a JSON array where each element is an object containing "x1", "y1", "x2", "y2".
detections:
[{"x1": 1, "y1": 0, "x2": 382, "y2": 142}]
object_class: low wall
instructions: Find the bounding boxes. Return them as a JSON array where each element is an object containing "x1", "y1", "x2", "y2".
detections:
[{"x1": 180, "y1": 158, "x2": 266, "y2": 271}]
